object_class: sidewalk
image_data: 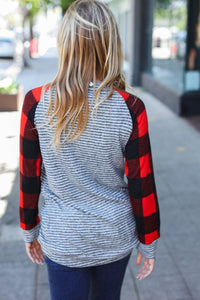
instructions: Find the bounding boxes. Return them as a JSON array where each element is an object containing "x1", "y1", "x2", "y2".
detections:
[{"x1": 0, "y1": 50, "x2": 200, "y2": 300}]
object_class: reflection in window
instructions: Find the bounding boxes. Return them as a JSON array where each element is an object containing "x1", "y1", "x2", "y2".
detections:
[{"x1": 152, "y1": 0, "x2": 187, "y2": 91}]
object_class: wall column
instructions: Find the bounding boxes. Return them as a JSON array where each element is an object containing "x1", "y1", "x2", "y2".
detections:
[{"x1": 131, "y1": 0, "x2": 155, "y2": 86}]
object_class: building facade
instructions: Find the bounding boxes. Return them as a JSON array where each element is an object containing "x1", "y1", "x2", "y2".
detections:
[{"x1": 105, "y1": 0, "x2": 200, "y2": 116}]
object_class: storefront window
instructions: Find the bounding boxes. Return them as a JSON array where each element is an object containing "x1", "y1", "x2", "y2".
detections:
[{"x1": 152, "y1": 0, "x2": 187, "y2": 91}]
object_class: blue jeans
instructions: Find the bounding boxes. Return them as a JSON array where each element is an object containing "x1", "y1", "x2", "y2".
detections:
[{"x1": 45, "y1": 253, "x2": 131, "y2": 300}]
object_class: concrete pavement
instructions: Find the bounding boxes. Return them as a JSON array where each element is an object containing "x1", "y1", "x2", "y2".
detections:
[
  {"x1": 0, "y1": 49, "x2": 200, "y2": 300},
  {"x1": 121, "y1": 88, "x2": 200, "y2": 300}
]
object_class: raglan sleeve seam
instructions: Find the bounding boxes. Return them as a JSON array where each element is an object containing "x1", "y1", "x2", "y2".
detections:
[{"x1": 119, "y1": 95, "x2": 137, "y2": 157}]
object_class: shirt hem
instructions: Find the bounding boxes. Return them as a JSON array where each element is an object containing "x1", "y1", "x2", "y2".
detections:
[{"x1": 38, "y1": 236, "x2": 138, "y2": 268}]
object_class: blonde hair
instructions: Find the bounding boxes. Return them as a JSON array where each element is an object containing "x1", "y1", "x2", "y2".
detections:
[{"x1": 42, "y1": 0, "x2": 134, "y2": 147}]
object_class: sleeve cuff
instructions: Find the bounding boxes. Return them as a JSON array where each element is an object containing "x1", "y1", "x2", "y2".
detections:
[
  {"x1": 22, "y1": 223, "x2": 40, "y2": 243},
  {"x1": 137, "y1": 239, "x2": 158, "y2": 258}
]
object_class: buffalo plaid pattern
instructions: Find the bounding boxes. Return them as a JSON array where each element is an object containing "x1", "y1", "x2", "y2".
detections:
[
  {"x1": 19, "y1": 86, "x2": 44, "y2": 230},
  {"x1": 117, "y1": 90, "x2": 160, "y2": 244},
  {"x1": 19, "y1": 85, "x2": 160, "y2": 246}
]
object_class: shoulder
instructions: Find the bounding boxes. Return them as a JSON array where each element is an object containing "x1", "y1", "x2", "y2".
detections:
[
  {"x1": 25, "y1": 85, "x2": 44, "y2": 101},
  {"x1": 22, "y1": 86, "x2": 44, "y2": 115},
  {"x1": 22, "y1": 84, "x2": 51, "y2": 116},
  {"x1": 114, "y1": 89, "x2": 146, "y2": 117}
]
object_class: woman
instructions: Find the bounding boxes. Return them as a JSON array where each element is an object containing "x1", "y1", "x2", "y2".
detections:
[{"x1": 19, "y1": 0, "x2": 160, "y2": 299}]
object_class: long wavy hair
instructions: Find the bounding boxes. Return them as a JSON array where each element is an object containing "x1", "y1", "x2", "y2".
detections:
[{"x1": 42, "y1": 0, "x2": 134, "y2": 148}]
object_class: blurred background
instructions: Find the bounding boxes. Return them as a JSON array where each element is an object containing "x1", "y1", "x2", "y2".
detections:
[
  {"x1": 0, "y1": 0, "x2": 62, "y2": 86},
  {"x1": 1, "y1": 0, "x2": 200, "y2": 114},
  {"x1": 0, "y1": 1, "x2": 200, "y2": 300}
]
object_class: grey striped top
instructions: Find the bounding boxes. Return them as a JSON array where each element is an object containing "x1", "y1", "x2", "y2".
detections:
[{"x1": 22, "y1": 82, "x2": 158, "y2": 267}]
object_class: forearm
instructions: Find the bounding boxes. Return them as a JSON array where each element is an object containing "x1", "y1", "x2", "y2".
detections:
[
  {"x1": 137, "y1": 240, "x2": 158, "y2": 259},
  {"x1": 22, "y1": 223, "x2": 40, "y2": 243}
]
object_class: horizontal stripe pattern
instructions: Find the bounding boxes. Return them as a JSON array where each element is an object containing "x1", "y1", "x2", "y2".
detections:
[{"x1": 21, "y1": 83, "x2": 158, "y2": 266}]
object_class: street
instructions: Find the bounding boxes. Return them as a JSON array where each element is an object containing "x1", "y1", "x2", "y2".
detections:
[
  {"x1": 0, "y1": 57, "x2": 22, "y2": 83},
  {"x1": 0, "y1": 49, "x2": 200, "y2": 300}
]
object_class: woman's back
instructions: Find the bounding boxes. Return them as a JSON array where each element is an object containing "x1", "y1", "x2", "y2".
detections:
[
  {"x1": 22, "y1": 83, "x2": 143, "y2": 267},
  {"x1": 20, "y1": 1, "x2": 160, "y2": 296}
]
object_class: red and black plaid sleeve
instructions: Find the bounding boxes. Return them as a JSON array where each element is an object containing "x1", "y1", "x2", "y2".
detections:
[
  {"x1": 117, "y1": 90, "x2": 160, "y2": 244},
  {"x1": 19, "y1": 86, "x2": 43, "y2": 230}
]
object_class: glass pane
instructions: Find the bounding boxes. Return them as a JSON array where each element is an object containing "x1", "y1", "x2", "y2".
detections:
[{"x1": 152, "y1": 0, "x2": 187, "y2": 91}]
